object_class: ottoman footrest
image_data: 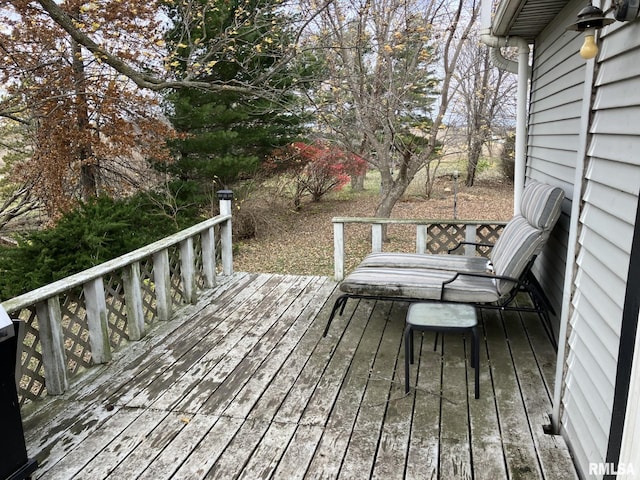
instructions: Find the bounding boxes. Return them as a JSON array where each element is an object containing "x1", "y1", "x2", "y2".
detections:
[{"x1": 404, "y1": 303, "x2": 479, "y2": 399}]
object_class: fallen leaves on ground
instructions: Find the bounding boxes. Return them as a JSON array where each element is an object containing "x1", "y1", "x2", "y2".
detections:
[{"x1": 233, "y1": 176, "x2": 514, "y2": 277}]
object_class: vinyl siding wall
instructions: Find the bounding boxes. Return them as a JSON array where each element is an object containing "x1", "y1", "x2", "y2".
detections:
[
  {"x1": 527, "y1": 1, "x2": 585, "y2": 336},
  {"x1": 528, "y1": 1, "x2": 640, "y2": 478}
]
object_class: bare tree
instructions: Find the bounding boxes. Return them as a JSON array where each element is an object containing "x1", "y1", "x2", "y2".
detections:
[
  {"x1": 302, "y1": 0, "x2": 479, "y2": 219},
  {"x1": 0, "y1": 120, "x2": 45, "y2": 232},
  {"x1": 452, "y1": 34, "x2": 517, "y2": 186},
  {"x1": 28, "y1": 0, "x2": 321, "y2": 97}
]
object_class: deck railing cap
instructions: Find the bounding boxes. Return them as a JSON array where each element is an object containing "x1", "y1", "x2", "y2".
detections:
[
  {"x1": 2, "y1": 213, "x2": 231, "y2": 314},
  {"x1": 332, "y1": 217, "x2": 508, "y2": 226}
]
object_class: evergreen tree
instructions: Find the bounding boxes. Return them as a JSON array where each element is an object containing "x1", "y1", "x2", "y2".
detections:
[
  {"x1": 0, "y1": 194, "x2": 194, "y2": 299},
  {"x1": 163, "y1": 0, "x2": 315, "y2": 197}
]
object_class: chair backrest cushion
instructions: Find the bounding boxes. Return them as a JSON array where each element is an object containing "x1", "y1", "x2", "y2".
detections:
[
  {"x1": 490, "y1": 216, "x2": 544, "y2": 294},
  {"x1": 490, "y1": 180, "x2": 565, "y2": 295},
  {"x1": 520, "y1": 180, "x2": 565, "y2": 231}
]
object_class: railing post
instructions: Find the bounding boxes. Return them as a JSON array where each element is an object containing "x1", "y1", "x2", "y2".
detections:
[
  {"x1": 334, "y1": 221, "x2": 344, "y2": 281},
  {"x1": 36, "y1": 297, "x2": 68, "y2": 395},
  {"x1": 83, "y1": 277, "x2": 112, "y2": 364},
  {"x1": 123, "y1": 262, "x2": 145, "y2": 341},
  {"x1": 217, "y1": 190, "x2": 234, "y2": 276},
  {"x1": 180, "y1": 238, "x2": 197, "y2": 304},
  {"x1": 153, "y1": 249, "x2": 172, "y2": 321},
  {"x1": 14, "y1": 319, "x2": 26, "y2": 392},
  {"x1": 416, "y1": 225, "x2": 427, "y2": 254},
  {"x1": 465, "y1": 225, "x2": 477, "y2": 256},
  {"x1": 201, "y1": 226, "x2": 216, "y2": 288},
  {"x1": 372, "y1": 224, "x2": 383, "y2": 253}
]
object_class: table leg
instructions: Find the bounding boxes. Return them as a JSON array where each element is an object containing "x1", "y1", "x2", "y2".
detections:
[
  {"x1": 404, "y1": 326, "x2": 412, "y2": 394},
  {"x1": 473, "y1": 326, "x2": 479, "y2": 399}
]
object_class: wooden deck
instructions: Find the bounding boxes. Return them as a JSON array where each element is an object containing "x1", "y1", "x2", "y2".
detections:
[{"x1": 22, "y1": 272, "x2": 578, "y2": 479}]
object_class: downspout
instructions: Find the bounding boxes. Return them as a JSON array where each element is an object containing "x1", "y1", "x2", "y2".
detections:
[{"x1": 479, "y1": 0, "x2": 530, "y2": 214}]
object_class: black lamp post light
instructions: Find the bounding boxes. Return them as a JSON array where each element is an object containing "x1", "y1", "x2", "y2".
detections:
[{"x1": 566, "y1": 1, "x2": 639, "y2": 59}]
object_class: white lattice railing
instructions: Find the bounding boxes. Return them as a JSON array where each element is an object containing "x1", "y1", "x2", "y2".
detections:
[
  {"x1": 332, "y1": 217, "x2": 508, "y2": 281},
  {"x1": 4, "y1": 191, "x2": 234, "y2": 405}
]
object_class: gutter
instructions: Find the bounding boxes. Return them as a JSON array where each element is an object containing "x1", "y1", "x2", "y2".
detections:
[{"x1": 479, "y1": 0, "x2": 530, "y2": 215}]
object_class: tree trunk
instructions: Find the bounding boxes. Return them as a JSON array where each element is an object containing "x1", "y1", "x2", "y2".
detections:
[
  {"x1": 374, "y1": 175, "x2": 411, "y2": 241},
  {"x1": 352, "y1": 140, "x2": 367, "y2": 191},
  {"x1": 424, "y1": 158, "x2": 441, "y2": 198},
  {"x1": 351, "y1": 173, "x2": 365, "y2": 191},
  {"x1": 71, "y1": 39, "x2": 97, "y2": 200},
  {"x1": 466, "y1": 137, "x2": 483, "y2": 187}
]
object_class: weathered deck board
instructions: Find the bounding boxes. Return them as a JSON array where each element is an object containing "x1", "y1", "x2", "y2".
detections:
[
  {"x1": 104, "y1": 411, "x2": 200, "y2": 479},
  {"x1": 168, "y1": 415, "x2": 244, "y2": 479},
  {"x1": 469, "y1": 314, "x2": 508, "y2": 480},
  {"x1": 303, "y1": 300, "x2": 388, "y2": 478},
  {"x1": 370, "y1": 303, "x2": 413, "y2": 480},
  {"x1": 484, "y1": 308, "x2": 545, "y2": 479},
  {"x1": 83, "y1": 272, "x2": 259, "y2": 404},
  {"x1": 439, "y1": 331, "x2": 473, "y2": 480},
  {"x1": 503, "y1": 309, "x2": 577, "y2": 479},
  {"x1": 22, "y1": 272, "x2": 578, "y2": 479},
  {"x1": 20, "y1": 273, "x2": 254, "y2": 452},
  {"x1": 405, "y1": 331, "x2": 440, "y2": 480},
  {"x1": 219, "y1": 276, "x2": 334, "y2": 419},
  {"x1": 336, "y1": 302, "x2": 399, "y2": 479}
]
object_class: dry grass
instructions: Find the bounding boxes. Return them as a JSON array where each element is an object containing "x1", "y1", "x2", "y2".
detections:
[{"x1": 233, "y1": 171, "x2": 514, "y2": 277}]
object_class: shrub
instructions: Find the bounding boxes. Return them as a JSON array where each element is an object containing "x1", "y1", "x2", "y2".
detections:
[
  {"x1": 262, "y1": 141, "x2": 358, "y2": 207},
  {"x1": 476, "y1": 157, "x2": 492, "y2": 175},
  {"x1": 297, "y1": 143, "x2": 350, "y2": 202},
  {"x1": 0, "y1": 195, "x2": 197, "y2": 299}
]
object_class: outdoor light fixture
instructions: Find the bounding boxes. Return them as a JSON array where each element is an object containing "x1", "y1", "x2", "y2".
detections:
[
  {"x1": 566, "y1": 4, "x2": 615, "y2": 59},
  {"x1": 567, "y1": 1, "x2": 640, "y2": 60}
]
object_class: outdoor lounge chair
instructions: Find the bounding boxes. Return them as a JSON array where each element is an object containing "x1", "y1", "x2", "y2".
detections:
[{"x1": 323, "y1": 180, "x2": 565, "y2": 347}]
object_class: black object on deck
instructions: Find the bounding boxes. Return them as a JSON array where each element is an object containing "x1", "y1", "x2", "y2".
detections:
[{"x1": 1, "y1": 316, "x2": 37, "y2": 480}]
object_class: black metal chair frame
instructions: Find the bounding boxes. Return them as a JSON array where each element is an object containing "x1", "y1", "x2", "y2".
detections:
[{"x1": 323, "y1": 252, "x2": 558, "y2": 351}]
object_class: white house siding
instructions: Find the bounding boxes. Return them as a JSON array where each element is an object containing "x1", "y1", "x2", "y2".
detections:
[
  {"x1": 526, "y1": 0, "x2": 586, "y2": 336},
  {"x1": 523, "y1": 1, "x2": 640, "y2": 477},
  {"x1": 525, "y1": 3, "x2": 640, "y2": 478},
  {"x1": 619, "y1": 311, "x2": 640, "y2": 479}
]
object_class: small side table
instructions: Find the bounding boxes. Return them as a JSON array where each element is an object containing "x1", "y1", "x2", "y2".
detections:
[{"x1": 404, "y1": 303, "x2": 479, "y2": 399}]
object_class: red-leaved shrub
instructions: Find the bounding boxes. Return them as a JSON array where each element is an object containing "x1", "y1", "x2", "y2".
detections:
[{"x1": 263, "y1": 141, "x2": 365, "y2": 207}]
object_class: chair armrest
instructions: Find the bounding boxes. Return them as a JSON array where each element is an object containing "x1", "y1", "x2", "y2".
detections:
[
  {"x1": 440, "y1": 270, "x2": 520, "y2": 300},
  {"x1": 447, "y1": 241, "x2": 494, "y2": 254}
]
